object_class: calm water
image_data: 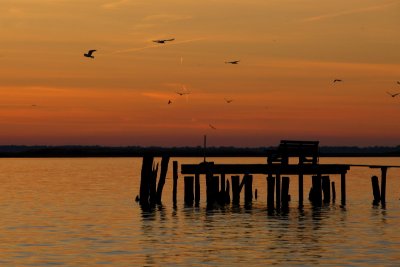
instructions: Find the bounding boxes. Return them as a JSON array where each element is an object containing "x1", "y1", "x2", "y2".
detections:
[{"x1": 1, "y1": 157, "x2": 400, "y2": 266}]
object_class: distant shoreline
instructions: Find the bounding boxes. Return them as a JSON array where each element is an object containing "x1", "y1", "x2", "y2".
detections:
[{"x1": 0, "y1": 145, "x2": 399, "y2": 158}]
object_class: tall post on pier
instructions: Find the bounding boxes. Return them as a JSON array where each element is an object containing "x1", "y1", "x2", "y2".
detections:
[
  {"x1": 195, "y1": 173, "x2": 200, "y2": 206},
  {"x1": 311, "y1": 175, "x2": 322, "y2": 206},
  {"x1": 341, "y1": 172, "x2": 346, "y2": 206},
  {"x1": 322, "y1": 176, "x2": 331, "y2": 204},
  {"x1": 231, "y1": 175, "x2": 240, "y2": 205},
  {"x1": 281, "y1": 176, "x2": 290, "y2": 210},
  {"x1": 298, "y1": 173, "x2": 304, "y2": 208},
  {"x1": 276, "y1": 173, "x2": 281, "y2": 210},
  {"x1": 184, "y1": 176, "x2": 194, "y2": 206},
  {"x1": 244, "y1": 174, "x2": 253, "y2": 205},
  {"x1": 267, "y1": 174, "x2": 275, "y2": 211},
  {"x1": 380, "y1": 167, "x2": 387, "y2": 206},
  {"x1": 140, "y1": 156, "x2": 154, "y2": 208},
  {"x1": 173, "y1": 161, "x2": 178, "y2": 207}
]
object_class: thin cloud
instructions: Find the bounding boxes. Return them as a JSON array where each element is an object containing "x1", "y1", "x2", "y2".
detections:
[
  {"x1": 303, "y1": 2, "x2": 397, "y2": 22},
  {"x1": 141, "y1": 92, "x2": 171, "y2": 100},
  {"x1": 101, "y1": 0, "x2": 132, "y2": 10},
  {"x1": 112, "y1": 37, "x2": 206, "y2": 54}
]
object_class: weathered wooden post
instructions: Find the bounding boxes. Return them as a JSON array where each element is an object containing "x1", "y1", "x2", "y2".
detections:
[
  {"x1": 205, "y1": 162, "x2": 215, "y2": 207},
  {"x1": 380, "y1": 167, "x2": 387, "y2": 206},
  {"x1": 244, "y1": 174, "x2": 253, "y2": 205},
  {"x1": 298, "y1": 173, "x2": 304, "y2": 207},
  {"x1": 172, "y1": 161, "x2": 178, "y2": 207},
  {"x1": 219, "y1": 173, "x2": 226, "y2": 205},
  {"x1": 140, "y1": 156, "x2": 154, "y2": 207},
  {"x1": 225, "y1": 180, "x2": 231, "y2": 204},
  {"x1": 341, "y1": 172, "x2": 346, "y2": 206},
  {"x1": 371, "y1": 175, "x2": 381, "y2": 205},
  {"x1": 322, "y1": 176, "x2": 331, "y2": 204},
  {"x1": 195, "y1": 173, "x2": 200, "y2": 206},
  {"x1": 276, "y1": 174, "x2": 281, "y2": 210},
  {"x1": 149, "y1": 162, "x2": 159, "y2": 206},
  {"x1": 156, "y1": 156, "x2": 170, "y2": 205},
  {"x1": 267, "y1": 174, "x2": 275, "y2": 211},
  {"x1": 231, "y1": 175, "x2": 240, "y2": 205},
  {"x1": 311, "y1": 175, "x2": 322, "y2": 206},
  {"x1": 184, "y1": 176, "x2": 194, "y2": 206},
  {"x1": 213, "y1": 175, "x2": 220, "y2": 204},
  {"x1": 281, "y1": 176, "x2": 290, "y2": 210},
  {"x1": 332, "y1": 181, "x2": 336, "y2": 202}
]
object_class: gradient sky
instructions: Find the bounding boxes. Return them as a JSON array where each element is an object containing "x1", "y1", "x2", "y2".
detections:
[{"x1": 1, "y1": 0, "x2": 399, "y2": 147}]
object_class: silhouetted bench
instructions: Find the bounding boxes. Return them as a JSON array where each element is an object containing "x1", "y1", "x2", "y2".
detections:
[{"x1": 267, "y1": 140, "x2": 319, "y2": 165}]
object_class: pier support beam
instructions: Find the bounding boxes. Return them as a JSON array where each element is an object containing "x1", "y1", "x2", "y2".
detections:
[
  {"x1": 276, "y1": 174, "x2": 281, "y2": 210},
  {"x1": 267, "y1": 174, "x2": 275, "y2": 211},
  {"x1": 332, "y1": 181, "x2": 336, "y2": 202},
  {"x1": 341, "y1": 172, "x2": 346, "y2": 206},
  {"x1": 244, "y1": 174, "x2": 253, "y2": 205},
  {"x1": 371, "y1": 175, "x2": 381, "y2": 205},
  {"x1": 173, "y1": 161, "x2": 178, "y2": 207},
  {"x1": 281, "y1": 176, "x2": 290, "y2": 210},
  {"x1": 311, "y1": 175, "x2": 322, "y2": 206},
  {"x1": 298, "y1": 173, "x2": 303, "y2": 208},
  {"x1": 231, "y1": 175, "x2": 240, "y2": 205},
  {"x1": 156, "y1": 156, "x2": 170, "y2": 205},
  {"x1": 322, "y1": 176, "x2": 330, "y2": 204},
  {"x1": 195, "y1": 173, "x2": 200, "y2": 206},
  {"x1": 380, "y1": 167, "x2": 387, "y2": 206}
]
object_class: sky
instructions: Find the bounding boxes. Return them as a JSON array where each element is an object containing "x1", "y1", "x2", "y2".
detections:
[{"x1": 0, "y1": 0, "x2": 399, "y2": 147}]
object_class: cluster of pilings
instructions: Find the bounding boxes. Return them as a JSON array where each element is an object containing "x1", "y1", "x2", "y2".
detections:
[
  {"x1": 266, "y1": 174, "x2": 291, "y2": 212},
  {"x1": 371, "y1": 167, "x2": 387, "y2": 207},
  {"x1": 139, "y1": 155, "x2": 170, "y2": 209},
  {"x1": 307, "y1": 175, "x2": 336, "y2": 206}
]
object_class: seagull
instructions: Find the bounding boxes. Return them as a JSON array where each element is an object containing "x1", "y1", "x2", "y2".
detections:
[
  {"x1": 176, "y1": 91, "x2": 190, "y2": 96},
  {"x1": 153, "y1": 38, "x2": 175, "y2": 44},
  {"x1": 386, "y1": 92, "x2": 400, "y2": 98},
  {"x1": 84, "y1": 50, "x2": 96, "y2": 58},
  {"x1": 333, "y1": 79, "x2": 342, "y2": 83},
  {"x1": 225, "y1": 60, "x2": 240, "y2": 64},
  {"x1": 224, "y1": 98, "x2": 233, "y2": 103},
  {"x1": 397, "y1": 81, "x2": 400, "y2": 85},
  {"x1": 168, "y1": 100, "x2": 172, "y2": 104},
  {"x1": 209, "y1": 124, "x2": 217, "y2": 130}
]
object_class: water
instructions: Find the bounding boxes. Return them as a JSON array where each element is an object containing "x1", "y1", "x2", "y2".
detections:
[{"x1": 0, "y1": 157, "x2": 400, "y2": 266}]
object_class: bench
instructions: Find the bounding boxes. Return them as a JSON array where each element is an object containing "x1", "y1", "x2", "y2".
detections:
[{"x1": 267, "y1": 140, "x2": 319, "y2": 165}]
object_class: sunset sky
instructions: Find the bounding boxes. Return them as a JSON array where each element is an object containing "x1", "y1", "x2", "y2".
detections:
[{"x1": 1, "y1": 0, "x2": 399, "y2": 147}]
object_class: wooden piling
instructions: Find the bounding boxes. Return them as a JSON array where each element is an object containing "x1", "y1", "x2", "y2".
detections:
[
  {"x1": 225, "y1": 180, "x2": 231, "y2": 204},
  {"x1": 380, "y1": 167, "x2": 387, "y2": 206},
  {"x1": 232, "y1": 175, "x2": 240, "y2": 205},
  {"x1": 311, "y1": 175, "x2": 322, "y2": 206},
  {"x1": 172, "y1": 161, "x2": 178, "y2": 206},
  {"x1": 244, "y1": 174, "x2": 253, "y2": 204},
  {"x1": 195, "y1": 173, "x2": 200, "y2": 206},
  {"x1": 371, "y1": 175, "x2": 381, "y2": 205},
  {"x1": 298, "y1": 173, "x2": 304, "y2": 207},
  {"x1": 322, "y1": 176, "x2": 331, "y2": 204},
  {"x1": 156, "y1": 156, "x2": 170, "y2": 205},
  {"x1": 332, "y1": 181, "x2": 336, "y2": 202},
  {"x1": 184, "y1": 176, "x2": 194, "y2": 206},
  {"x1": 267, "y1": 174, "x2": 275, "y2": 211},
  {"x1": 276, "y1": 174, "x2": 281, "y2": 210},
  {"x1": 213, "y1": 175, "x2": 220, "y2": 204},
  {"x1": 149, "y1": 162, "x2": 159, "y2": 206},
  {"x1": 281, "y1": 176, "x2": 290, "y2": 210},
  {"x1": 140, "y1": 156, "x2": 154, "y2": 207},
  {"x1": 341, "y1": 172, "x2": 346, "y2": 206},
  {"x1": 220, "y1": 173, "x2": 226, "y2": 204}
]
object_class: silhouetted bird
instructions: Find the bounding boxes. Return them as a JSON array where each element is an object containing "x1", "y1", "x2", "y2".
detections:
[
  {"x1": 397, "y1": 81, "x2": 400, "y2": 85},
  {"x1": 84, "y1": 50, "x2": 96, "y2": 58},
  {"x1": 176, "y1": 91, "x2": 190, "y2": 96},
  {"x1": 224, "y1": 98, "x2": 233, "y2": 103},
  {"x1": 225, "y1": 60, "x2": 240, "y2": 64},
  {"x1": 153, "y1": 38, "x2": 175, "y2": 44},
  {"x1": 386, "y1": 91, "x2": 400, "y2": 98},
  {"x1": 333, "y1": 79, "x2": 342, "y2": 83},
  {"x1": 168, "y1": 100, "x2": 172, "y2": 104},
  {"x1": 209, "y1": 124, "x2": 217, "y2": 130}
]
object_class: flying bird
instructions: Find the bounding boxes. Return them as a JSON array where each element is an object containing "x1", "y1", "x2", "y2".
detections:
[
  {"x1": 225, "y1": 60, "x2": 240, "y2": 64},
  {"x1": 153, "y1": 38, "x2": 175, "y2": 44},
  {"x1": 224, "y1": 98, "x2": 233, "y2": 103},
  {"x1": 333, "y1": 79, "x2": 342, "y2": 83},
  {"x1": 397, "y1": 81, "x2": 400, "y2": 85},
  {"x1": 176, "y1": 91, "x2": 190, "y2": 96},
  {"x1": 84, "y1": 50, "x2": 96, "y2": 58},
  {"x1": 209, "y1": 124, "x2": 217, "y2": 130},
  {"x1": 168, "y1": 100, "x2": 172, "y2": 104},
  {"x1": 386, "y1": 92, "x2": 400, "y2": 98}
]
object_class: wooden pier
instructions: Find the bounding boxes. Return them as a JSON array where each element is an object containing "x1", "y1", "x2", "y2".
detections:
[{"x1": 137, "y1": 140, "x2": 398, "y2": 211}]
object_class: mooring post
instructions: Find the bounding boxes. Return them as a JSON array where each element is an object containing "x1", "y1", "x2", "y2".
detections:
[
  {"x1": 184, "y1": 176, "x2": 194, "y2": 206},
  {"x1": 149, "y1": 162, "x2": 159, "y2": 206},
  {"x1": 371, "y1": 175, "x2": 381, "y2": 205},
  {"x1": 244, "y1": 174, "x2": 253, "y2": 205},
  {"x1": 281, "y1": 176, "x2": 290, "y2": 210},
  {"x1": 298, "y1": 173, "x2": 304, "y2": 207},
  {"x1": 322, "y1": 176, "x2": 331, "y2": 204},
  {"x1": 380, "y1": 167, "x2": 387, "y2": 206},
  {"x1": 341, "y1": 172, "x2": 346, "y2": 206},
  {"x1": 195, "y1": 173, "x2": 200, "y2": 206},
  {"x1": 220, "y1": 173, "x2": 226, "y2": 204},
  {"x1": 173, "y1": 161, "x2": 178, "y2": 206},
  {"x1": 140, "y1": 156, "x2": 154, "y2": 207},
  {"x1": 231, "y1": 175, "x2": 240, "y2": 205},
  {"x1": 276, "y1": 173, "x2": 281, "y2": 210},
  {"x1": 332, "y1": 181, "x2": 336, "y2": 202},
  {"x1": 312, "y1": 175, "x2": 322, "y2": 206},
  {"x1": 267, "y1": 174, "x2": 275, "y2": 211}
]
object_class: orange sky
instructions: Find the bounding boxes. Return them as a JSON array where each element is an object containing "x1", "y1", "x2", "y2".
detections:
[{"x1": 1, "y1": 0, "x2": 399, "y2": 146}]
